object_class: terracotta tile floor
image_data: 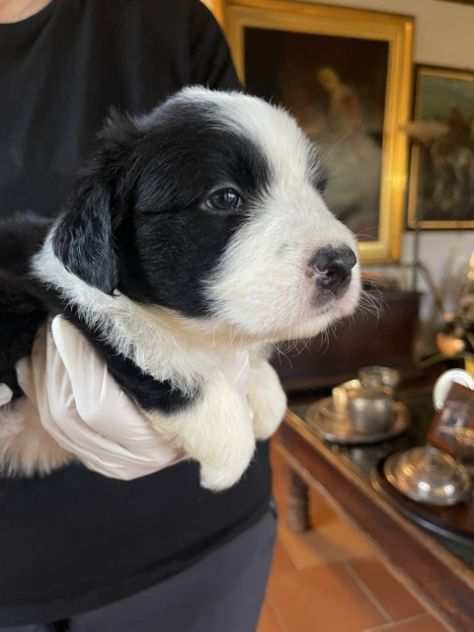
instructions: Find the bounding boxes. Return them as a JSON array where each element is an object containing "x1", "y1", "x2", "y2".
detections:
[{"x1": 257, "y1": 444, "x2": 451, "y2": 632}]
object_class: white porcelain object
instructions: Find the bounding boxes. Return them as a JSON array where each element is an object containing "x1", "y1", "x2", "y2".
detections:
[{"x1": 433, "y1": 369, "x2": 474, "y2": 410}]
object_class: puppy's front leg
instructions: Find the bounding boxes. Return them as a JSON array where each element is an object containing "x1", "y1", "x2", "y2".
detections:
[
  {"x1": 149, "y1": 371, "x2": 256, "y2": 491},
  {"x1": 248, "y1": 358, "x2": 287, "y2": 440}
]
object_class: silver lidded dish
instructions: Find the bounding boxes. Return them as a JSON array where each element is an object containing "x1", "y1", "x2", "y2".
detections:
[{"x1": 384, "y1": 446, "x2": 472, "y2": 506}]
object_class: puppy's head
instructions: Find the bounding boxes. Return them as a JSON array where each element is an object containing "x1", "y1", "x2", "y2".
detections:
[{"x1": 53, "y1": 87, "x2": 360, "y2": 343}]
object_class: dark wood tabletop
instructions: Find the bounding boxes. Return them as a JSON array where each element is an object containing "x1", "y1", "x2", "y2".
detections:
[{"x1": 275, "y1": 407, "x2": 474, "y2": 632}]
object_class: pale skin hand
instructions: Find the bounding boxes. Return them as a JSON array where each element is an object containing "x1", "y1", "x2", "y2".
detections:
[{"x1": 0, "y1": 0, "x2": 51, "y2": 22}]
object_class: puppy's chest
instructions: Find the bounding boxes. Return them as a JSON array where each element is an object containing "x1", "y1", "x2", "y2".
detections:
[
  {"x1": 71, "y1": 310, "x2": 253, "y2": 417},
  {"x1": 142, "y1": 348, "x2": 253, "y2": 414},
  {"x1": 118, "y1": 346, "x2": 253, "y2": 418},
  {"x1": 205, "y1": 349, "x2": 252, "y2": 399}
]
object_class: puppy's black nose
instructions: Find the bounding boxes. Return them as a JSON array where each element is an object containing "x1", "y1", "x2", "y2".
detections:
[{"x1": 309, "y1": 246, "x2": 357, "y2": 294}]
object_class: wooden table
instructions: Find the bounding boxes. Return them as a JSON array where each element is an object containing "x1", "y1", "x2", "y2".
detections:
[{"x1": 276, "y1": 407, "x2": 474, "y2": 632}]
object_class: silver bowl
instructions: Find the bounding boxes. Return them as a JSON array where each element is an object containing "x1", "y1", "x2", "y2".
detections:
[
  {"x1": 307, "y1": 398, "x2": 410, "y2": 445},
  {"x1": 384, "y1": 446, "x2": 472, "y2": 506}
]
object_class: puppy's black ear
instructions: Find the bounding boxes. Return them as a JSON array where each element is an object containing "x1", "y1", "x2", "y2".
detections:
[{"x1": 53, "y1": 112, "x2": 140, "y2": 294}]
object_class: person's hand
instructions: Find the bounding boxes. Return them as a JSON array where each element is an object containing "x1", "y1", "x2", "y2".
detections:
[{"x1": 17, "y1": 317, "x2": 183, "y2": 479}]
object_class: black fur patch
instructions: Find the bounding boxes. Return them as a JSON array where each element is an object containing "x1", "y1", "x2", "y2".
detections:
[
  {"x1": 1, "y1": 93, "x2": 273, "y2": 415},
  {"x1": 0, "y1": 212, "x2": 52, "y2": 278},
  {"x1": 52, "y1": 118, "x2": 142, "y2": 295},
  {"x1": 0, "y1": 293, "x2": 45, "y2": 398},
  {"x1": 54, "y1": 97, "x2": 273, "y2": 315},
  {"x1": 0, "y1": 214, "x2": 52, "y2": 398}
]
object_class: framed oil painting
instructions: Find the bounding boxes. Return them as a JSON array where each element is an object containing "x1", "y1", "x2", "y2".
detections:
[
  {"x1": 223, "y1": 0, "x2": 413, "y2": 263},
  {"x1": 408, "y1": 65, "x2": 474, "y2": 230}
]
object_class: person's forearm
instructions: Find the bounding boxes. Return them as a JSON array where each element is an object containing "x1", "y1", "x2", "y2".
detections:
[{"x1": 0, "y1": 0, "x2": 51, "y2": 23}]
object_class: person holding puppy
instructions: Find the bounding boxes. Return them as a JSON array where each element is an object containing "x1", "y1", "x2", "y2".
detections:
[{"x1": 0, "y1": 1, "x2": 275, "y2": 630}]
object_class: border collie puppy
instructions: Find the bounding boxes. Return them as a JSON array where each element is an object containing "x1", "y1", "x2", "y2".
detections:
[{"x1": 0, "y1": 88, "x2": 360, "y2": 490}]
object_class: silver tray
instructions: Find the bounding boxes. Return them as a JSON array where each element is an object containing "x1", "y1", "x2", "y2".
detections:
[{"x1": 306, "y1": 397, "x2": 410, "y2": 445}]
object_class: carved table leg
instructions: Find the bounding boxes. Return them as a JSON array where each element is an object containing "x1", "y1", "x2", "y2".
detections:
[{"x1": 286, "y1": 467, "x2": 311, "y2": 532}]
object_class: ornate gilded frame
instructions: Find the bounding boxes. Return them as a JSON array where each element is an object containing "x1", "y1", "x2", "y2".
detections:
[
  {"x1": 201, "y1": 0, "x2": 225, "y2": 25},
  {"x1": 407, "y1": 65, "x2": 474, "y2": 230},
  {"x1": 219, "y1": 0, "x2": 413, "y2": 263}
]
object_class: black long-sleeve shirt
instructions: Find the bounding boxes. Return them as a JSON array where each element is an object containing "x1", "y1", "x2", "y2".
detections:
[{"x1": 0, "y1": 1, "x2": 271, "y2": 625}]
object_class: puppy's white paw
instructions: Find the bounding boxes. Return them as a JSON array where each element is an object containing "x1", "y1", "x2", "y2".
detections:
[
  {"x1": 151, "y1": 370, "x2": 256, "y2": 491},
  {"x1": 197, "y1": 406, "x2": 256, "y2": 491},
  {"x1": 200, "y1": 456, "x2": 251, "y2": 492},
  {"x1": 248, "y1": 360, "x2": 287, "y2": 440}
]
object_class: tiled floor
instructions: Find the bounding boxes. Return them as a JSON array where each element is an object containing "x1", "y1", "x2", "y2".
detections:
[{"x1": 257, "y1": 444, "x2": 450, "y2": 632}]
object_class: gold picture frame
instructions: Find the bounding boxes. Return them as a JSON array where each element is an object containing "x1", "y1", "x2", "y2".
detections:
[
  {"x1": 222, "y1": 0, "x2": 414, "y2": 263},
  {"x1": 201, "y1": 0, "x2": 225, "y2": 25},
  {"x1": 407, "y1": 65, "x2": 474, "y2": 230},
  {"x1": 436, "y1": 1, "x2": 474, "y2": 5}
]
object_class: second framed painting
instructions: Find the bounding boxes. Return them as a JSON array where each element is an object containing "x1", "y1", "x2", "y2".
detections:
[
  {"x1": 408, "y1": 65, "x2": 474, "y2": 230},
  {"x1": 223, "y1": 0, "x2": 413, "y2": 263}
]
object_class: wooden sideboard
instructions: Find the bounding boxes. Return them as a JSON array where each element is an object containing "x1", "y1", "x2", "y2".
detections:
[{"x1": 275, "y1": 396, "x2": 474, "y2": 632}]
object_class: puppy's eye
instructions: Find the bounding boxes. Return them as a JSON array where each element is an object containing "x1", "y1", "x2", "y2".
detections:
[
  {"x1": 314, "y1": 165, "x2": 329, "y2": 194},
  {"x1": 316, "y1": 173, "x2": 328, "y2": 194},
  {"x1": 205, "y1": 188, "x2": 243, "y2": 212}
]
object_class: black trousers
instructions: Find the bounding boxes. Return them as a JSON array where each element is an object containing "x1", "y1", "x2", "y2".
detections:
[{"x1": 3, "y1": 509, "x2": 276, "y2": 632}]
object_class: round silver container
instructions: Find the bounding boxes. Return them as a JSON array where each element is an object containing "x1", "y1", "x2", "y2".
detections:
[{"x1": 384, "y1": 447, "x2": 472, "y2": 506}]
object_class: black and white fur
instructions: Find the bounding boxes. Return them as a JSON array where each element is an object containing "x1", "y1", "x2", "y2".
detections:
[{"x1": 0, "y1": 88, "x2": 360, "y2": 490}]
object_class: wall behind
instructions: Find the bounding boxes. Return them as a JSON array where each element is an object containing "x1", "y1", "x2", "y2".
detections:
[{"x1": 301, "y1": 0, "x2": 473, "y2": 311}]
